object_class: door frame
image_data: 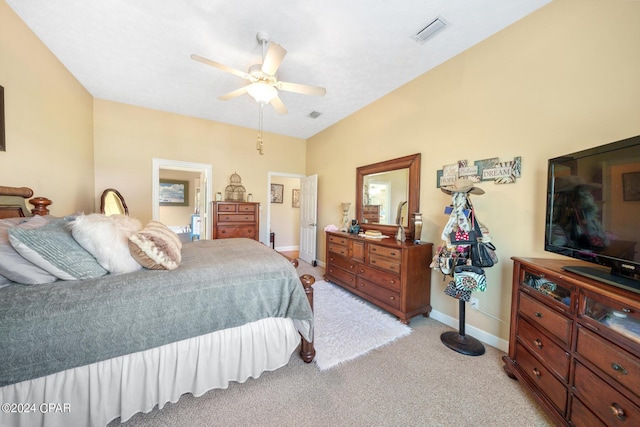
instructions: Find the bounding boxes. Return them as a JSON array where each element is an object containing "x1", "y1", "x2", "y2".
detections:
[{"x1": 152, "y1": 158, "x2": 213, "y2": 239}]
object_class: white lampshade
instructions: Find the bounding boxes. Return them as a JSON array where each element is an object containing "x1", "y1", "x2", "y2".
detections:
[{"x1": 247, "y1": 82, "x2": 277, "y2": 104}]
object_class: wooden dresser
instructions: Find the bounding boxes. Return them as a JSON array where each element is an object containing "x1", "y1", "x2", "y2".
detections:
[
  {"x1": 504, "y1": 257, "x2": 640, "y2": 426},
  {"x1": 212, "y1": 201, "x2": 260, "y2": 240},
  {"x1": 324, "y1": 231, "x2": 432, "y2": 324}
]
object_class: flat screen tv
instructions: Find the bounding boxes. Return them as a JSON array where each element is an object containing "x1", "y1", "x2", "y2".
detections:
[{"x1": 545, "y1": 134, "x2": 640, "y2": 294}]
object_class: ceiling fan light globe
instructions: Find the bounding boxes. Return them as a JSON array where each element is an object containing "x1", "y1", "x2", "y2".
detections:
[{"x1": 247, "y1": 82, "x2": 277, "y2": 103}]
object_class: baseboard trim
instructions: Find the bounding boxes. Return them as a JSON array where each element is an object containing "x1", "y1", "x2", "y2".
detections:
[{"x1": 429, "y1": 309, "x2": 509, "y2": 353}]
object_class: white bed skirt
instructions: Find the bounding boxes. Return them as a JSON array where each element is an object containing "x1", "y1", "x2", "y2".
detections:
[{"x1": 0, "y1": 317, "x2": 303, "y2": 427}]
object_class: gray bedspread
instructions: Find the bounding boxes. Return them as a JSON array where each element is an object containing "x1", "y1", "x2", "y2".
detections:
[{"x1": 0, "y1": 238, "x2": 313, "y2": 387}]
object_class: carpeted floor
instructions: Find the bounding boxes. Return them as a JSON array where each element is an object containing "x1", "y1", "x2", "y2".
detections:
[{"x1": 110, "y1": 260, "x2": 554, "y2": 426}]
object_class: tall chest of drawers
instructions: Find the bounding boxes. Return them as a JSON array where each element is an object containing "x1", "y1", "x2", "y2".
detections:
[
  {"x1": 503, "y1": 257, "x2": 640, "y2": 426},
  {"x1": 212, "y1": 201, "x2": 260, "y2": 240},
  {"x1": 324, "y1": 231, "x2": 432, "y2": 324}
]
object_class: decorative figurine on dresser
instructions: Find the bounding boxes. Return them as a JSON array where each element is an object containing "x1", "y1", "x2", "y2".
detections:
[
  {"x1": 324, "y1": 153, "x2": 433, "y2": 324},
  {"x1": 430, "y1": 178, "x2": 498, "y2": 356}
]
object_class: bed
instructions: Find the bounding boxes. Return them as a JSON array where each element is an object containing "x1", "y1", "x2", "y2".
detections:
[{"x1": 0, "y1": 186, "x2": 315, "y2": 427}]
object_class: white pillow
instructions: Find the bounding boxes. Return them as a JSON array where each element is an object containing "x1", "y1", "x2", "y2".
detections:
[{"x1": 70, "y1": 213, "x2": 143, "y2": 275}]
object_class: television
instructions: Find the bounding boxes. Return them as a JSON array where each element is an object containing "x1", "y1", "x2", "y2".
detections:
[{"x1": 545, "y1": 134, "x2": 640, "y2": 294}]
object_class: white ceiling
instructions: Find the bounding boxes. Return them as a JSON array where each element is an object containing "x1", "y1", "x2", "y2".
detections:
[{"x1": 6, "y1": 0, "x2": 552, "y2": 139}]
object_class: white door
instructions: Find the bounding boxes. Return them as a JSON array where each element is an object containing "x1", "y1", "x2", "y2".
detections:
[{"x1": 299, "y1": 174, "x2": 318, "y2": 266}]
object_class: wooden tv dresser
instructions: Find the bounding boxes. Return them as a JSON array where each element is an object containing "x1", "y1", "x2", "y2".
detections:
[
  {"x1": 504, "y1": 257, "x2": 640, "y2": 426},
  {"x1": 324, "y1": 231, "x2": 432, "y2": 324},
  {"x1": 212, "y1": 201, "x2": 260, "y2": 240}
]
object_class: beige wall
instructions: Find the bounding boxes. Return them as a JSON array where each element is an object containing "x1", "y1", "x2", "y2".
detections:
[
  {"x1": 93, "y1": 99, "x2": 307, "y2": 230},
  {"x1": 0, "y1": 1, "x2": 95, "y2": 215},
  {"x1": 307, "y1": 0, "x2": 640, "y2": 342}
]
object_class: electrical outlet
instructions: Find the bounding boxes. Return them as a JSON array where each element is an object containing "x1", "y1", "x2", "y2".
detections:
[{"x1": 470, "y1": 297, "x2": 479, "y2": 310}]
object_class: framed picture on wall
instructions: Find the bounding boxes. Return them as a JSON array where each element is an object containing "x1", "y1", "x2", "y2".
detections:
[
  {"x1": 292, "y1": 189, "x2": 300, "y2": 208},
  {"x1": 159, "y1": 179, "x2": 189, "y2": 206},
  {"x1": 622, "y1": 172, "x2": 640, "y2": 201},
  {"x1": 270, "y1": 184, "x2": 283, "y2": 203}
]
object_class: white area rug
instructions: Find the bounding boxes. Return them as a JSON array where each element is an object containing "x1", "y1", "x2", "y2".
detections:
[{"x1": 312, "y1": 281, "x2": 412, "y2": 371}]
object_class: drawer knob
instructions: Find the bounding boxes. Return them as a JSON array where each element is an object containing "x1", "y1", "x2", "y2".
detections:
[
  {"x1": 532, "y1": 368, "x2": 541, "y2": 378},
  {"x1": 371, "y1": 260, "x2": 377, "y2": 264},
  {"x1": 390, "y1": 252, "x2": 397, "y2": 256},
  {"x1": 609, "y1": 403, "x2": 626, "y2": 421},
  {"x1": 611, "y1": 363, "x2": 628, "y2": 375},
  {"x1": 533, "y1": 339, "x2": 543, "y2": 349},
  {"x1": 389, "y1": 296, "x2": 395, "y2": 301},
  {"x1": 534, "y1": 312, "x2": 543, "y2": 318}
]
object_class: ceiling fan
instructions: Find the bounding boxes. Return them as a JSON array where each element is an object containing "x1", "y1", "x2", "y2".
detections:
[{"x1": 191, "y1": 32, "x2": 326, "y2": 115}]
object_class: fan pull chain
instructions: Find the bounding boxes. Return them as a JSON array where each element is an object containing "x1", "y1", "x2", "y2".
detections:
[{"x1": 257, "y1": 103, "x2": 264, "y2": 155}]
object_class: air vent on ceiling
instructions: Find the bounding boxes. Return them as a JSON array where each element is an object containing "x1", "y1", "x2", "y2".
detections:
[
  {"x1": 308, "y1": 111, "x2": 322, "y2": 119},
  {"x1": 412, "y1": 16, "x2": 447, "y2": 44}
]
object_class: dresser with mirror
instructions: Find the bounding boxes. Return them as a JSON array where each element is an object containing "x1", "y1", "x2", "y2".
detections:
[{"x1": 324, "y1": 153, "x2": 433, "y2": 324}]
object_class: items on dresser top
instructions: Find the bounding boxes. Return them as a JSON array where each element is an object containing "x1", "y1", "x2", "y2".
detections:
[
  {"x1": 504, "y1": 257, "x2": 640, "y2": 427},
  {"x1": 324, "y1": 231, "x2": 432, "y2": 324},
  {"x1": 212, "y1": 201, "x2": 260, "y2": 240}
]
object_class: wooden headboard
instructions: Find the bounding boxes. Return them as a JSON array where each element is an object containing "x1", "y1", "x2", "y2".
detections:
[{"x1": 0, "y1": 186, "x2": 52, "y2": 219}]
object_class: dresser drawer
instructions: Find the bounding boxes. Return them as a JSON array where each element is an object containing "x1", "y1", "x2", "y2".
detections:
[
  {"x1": 576, "y1": 326, "x2": 640, "y2": 398},
  {"x1": 517, "y1": 317, "x2": 570, "y2": 381},
  {"x1": 368, "y1": 244, "x2": 401, "y2": 261},
  {"x1": 237, "y1": 204, "x2": 255, "y2": 212},
  {"x1": 215, "y1": 225, "x2": 256, "y2": 239},
  {"x1": 356, "y1": 277, "x2": 400, "y2": 309},
  {"x1": 328, "y1": 243, "x2": 348, "y2": 257},
  {"x1": 327, "y1": 266, "x2": 356, "y2": 289},
  {"x1": 218, "y1": 213, "x2": 255, "y2": 222},
  {"x1": 571, "y1": 396, "x2": 606, "y2": 427},
  {"x1": 328, "y1": 254, "x2": 357, "y2": 273},
  {"x1": 217, "y1": 204, "x2": 237, "y2": 212},
  {"x1": 327, "y1": 234, "x2": 348, "y2": 245},
  {"x1": 519, "y1": 291, "x2": 571, "y2": 345},
  {"x1": 358, "y1": 264, "x2": 401, "y2": 292},
  {"x1": 515, "y1": 342, "x2": 567, "y2": 414},
  {"x1": 574, "y1": 362, "x2": 640, "y2": 426},
  {"x1": 369, "y1": 254, "x2": 401, "y2": 274}
]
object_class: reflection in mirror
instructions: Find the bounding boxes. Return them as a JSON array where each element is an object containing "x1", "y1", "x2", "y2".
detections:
[
  {"x1": 363, "y1": 169, "x2": 409, "y2": 226},
  {"x1": 356, "y1": 153, "x2": 421, "y2": 239},
  {"x1": 100, "y1": 188, "x2": 129, "y2": 216}
]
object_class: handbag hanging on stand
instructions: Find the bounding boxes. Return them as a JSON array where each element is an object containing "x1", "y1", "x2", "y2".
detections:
[{"x1": 438, "y1": 178, "x2": 495, "y2": 357}]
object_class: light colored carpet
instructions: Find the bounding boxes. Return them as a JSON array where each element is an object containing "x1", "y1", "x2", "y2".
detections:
[{"x1": 312, "y1": 280, "x2": 412, "y2": 370}]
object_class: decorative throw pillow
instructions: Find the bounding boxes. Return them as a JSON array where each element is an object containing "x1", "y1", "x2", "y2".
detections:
[
  {"x1": 8, "y1": 218, "x2": 108, "y2": 281},
  {"x1": 0, "y1": 216, "x2": 58, "y2": 285},
  {"x1": 70, "y1": 213, "x2": 143, "y2": 275},
  {"x1": 128, "y1": 221, "x2": 182, "y2": 270}
]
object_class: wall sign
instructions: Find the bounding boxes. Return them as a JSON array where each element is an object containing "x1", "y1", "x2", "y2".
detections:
[{"x1": 436, "y1": 156, "x2": 522, "y2": 188}]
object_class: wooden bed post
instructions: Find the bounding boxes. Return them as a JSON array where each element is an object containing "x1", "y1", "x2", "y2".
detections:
[
  {"x1": 29, "y1": 196, "x2": 52, "y2": 216},
  {"x1": 298, "y1": 273, "x2": 316, "y2": 363}
]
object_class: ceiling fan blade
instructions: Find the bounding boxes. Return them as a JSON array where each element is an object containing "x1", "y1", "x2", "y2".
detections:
[
  {"x1": 277, "y1": 80, "x2": 326, "y2": 97},
  {"x1": 270, "y1": 96, "x2": 288, "y2": 115},
  {"x1": 191, "y1": 54, "x2": 250, "y2": 80},
  {"x1": 261, "y1": 43, "x2": 287, "y2": 76},
  {"x1": 218, "y1": 85, "x2": 249, "y2": 101}
]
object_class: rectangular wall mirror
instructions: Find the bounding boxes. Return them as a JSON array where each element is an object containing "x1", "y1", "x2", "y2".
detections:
[{"x1": 356, "y1": 153, "x2": 421, "y2": 239}]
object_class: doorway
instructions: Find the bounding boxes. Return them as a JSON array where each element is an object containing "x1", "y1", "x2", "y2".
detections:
[
  {"x1": 152, "y1": 159, "x2": 212, "y2": 240},
  {"x1": 267, "y1": 172, "x2": 318, "y2": 265}
]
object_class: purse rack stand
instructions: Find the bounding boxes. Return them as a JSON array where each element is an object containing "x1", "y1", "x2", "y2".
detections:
[
  {"x1": 440, "y1": 300, "x2": 485, "y2": 356},
  {"x1": 439, "y1": 190, "x2": 485, "y2": 356}
]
